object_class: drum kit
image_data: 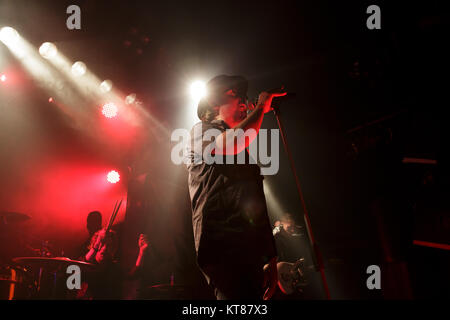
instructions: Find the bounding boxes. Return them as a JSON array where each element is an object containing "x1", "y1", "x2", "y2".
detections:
[
  {"x1": 0, "y1": 211, "x2": 95, "y2": 300},
  {"x1": 1, "y1": 208, "x2": 189, "y2": 300}
]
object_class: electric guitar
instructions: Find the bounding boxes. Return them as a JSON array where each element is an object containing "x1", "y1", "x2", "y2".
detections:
[{"x1": 264, "y1": 258, "x2": 308, "y2": 295}]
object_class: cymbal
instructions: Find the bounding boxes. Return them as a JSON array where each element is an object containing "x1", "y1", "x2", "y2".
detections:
[
  {"x1": 0, "y1": 211, "x2": 31, "y2": 224},
  {"x1": 12, "y1": 257, "x2": 95, "y2": 270}
]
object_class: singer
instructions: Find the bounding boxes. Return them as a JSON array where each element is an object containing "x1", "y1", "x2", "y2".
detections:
[{"x1": 185, "y1": 74, "x2": 286, "y2": 300}]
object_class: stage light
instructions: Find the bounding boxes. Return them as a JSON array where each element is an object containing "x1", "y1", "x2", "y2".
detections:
[
  {"x1": 190, "y1": 80, "x2": 206, "y2": 100},
  {"x1": 48, "y1": 97, "x2": 54, "y2": 103},
  {"x1": 102, "y1": 102, "x2": 118, "y2": 118},
  {"x1": 0, "y1": 74, "x2": 6, "y2": 82},
  {"x1": 0, "y1": 27, "x2": 19, "y2": 44},
  {"x1": 125, "y1": 93, "x2": 136, "y2": 105},
  {"x1": 107, "y1": 170, "x2": 120, "y2": 184},
  {"x1": 100, "y1": 80, "x2": 112, "y2": 93},
  {"x1": 39, "y1": 42, "x2": 57, "y2": 59},
  {"x1": 71, "y1": 61, "x2": 86, "y2": 76}
]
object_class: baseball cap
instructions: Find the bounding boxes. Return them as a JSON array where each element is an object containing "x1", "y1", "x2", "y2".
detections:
[{"x1": 197, "y1": 74, "x2": 248, "y2": 120}]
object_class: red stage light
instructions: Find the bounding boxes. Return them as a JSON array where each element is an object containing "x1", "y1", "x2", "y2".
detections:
[
  {"x1": 102, "y1": 102, "x2": 118, "y2": 118},
  {"x1": 48, "y1": 97, "x2": 54, "y2": 103},
  {"x1": 107, "y1": 170, "x2": 120, "y2": 184}
]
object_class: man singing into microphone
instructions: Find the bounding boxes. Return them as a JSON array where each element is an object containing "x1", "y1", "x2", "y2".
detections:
[{"x1": 185, "y1": 74, "x2": 286, "y2": 299}]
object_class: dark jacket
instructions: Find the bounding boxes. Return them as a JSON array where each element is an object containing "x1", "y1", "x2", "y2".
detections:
[{"x1": 186, "y1": 120, "x2": 276, "y2": 267}]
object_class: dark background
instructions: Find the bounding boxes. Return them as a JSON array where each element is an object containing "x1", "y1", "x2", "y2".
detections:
[{"x1": 0, "y1": 0, "x2": 449, "y2": 299}]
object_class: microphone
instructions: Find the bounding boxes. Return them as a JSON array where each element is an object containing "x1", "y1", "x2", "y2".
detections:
[
  {"x1": 267, "y1": 86, "x2": 297, "y2": 102},
  {"x1": 268, "y1": 87, "x2": 296, "y2": 100},
  {"x1": 273, "y1": 92, "x2": 296, "y2": 100},
  {"x1": 252, "y1": 87, "x2": 296, "y2": 105}
]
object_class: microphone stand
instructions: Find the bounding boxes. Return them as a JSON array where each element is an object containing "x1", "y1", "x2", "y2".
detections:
[{"x1": 271, "y1": 104, "x2": 331, "y2": 300}]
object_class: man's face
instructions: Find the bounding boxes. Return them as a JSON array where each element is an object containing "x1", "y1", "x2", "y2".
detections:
[
  {"x1": 87, "y1": 215, "x2": 101, "y2": 235},
  {"x1": 281, "y1": 219, "x2": 296, "y2": 235},
  {"x1": 218, "y1": 89, "x2": 248, "y2": 126}
]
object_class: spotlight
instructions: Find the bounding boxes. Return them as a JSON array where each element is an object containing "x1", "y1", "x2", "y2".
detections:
[
  {"x1": 0, "y1": 74, "x2": 6, "y2": 82},
  {"x1": 190, "y1": 80, "x2": 206, "y2": 100},
  {"x1": 48, "y1": 97, "x2": 54, "y2": 103},
  {"x1": 39, "y1": 42, "x2": 57, "y2": 59},
  {"x1": 102, "y1": 102, "x2": 118, "y2": 118},
  {"x1": 71, "y1": 61, "x2": 86, "y2": 76},
  {"x1": 125, "y1": 93, "x2": 136, "y2": 105},
  {"x1": 100, "y1": 80, "x2": 112, "y2": 93},
  {"x1": 0, "y1": 27, "x2": 19, "y2": 44},
  {"x1": 107, "y1": 170, "x2": 120, "y2": 184}
]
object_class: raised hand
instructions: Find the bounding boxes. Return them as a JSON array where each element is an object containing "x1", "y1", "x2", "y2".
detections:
[
  {"x1": 138, "y1": 234, "x2": 150, "y2": 252},
  {"x1": 257, "y1": 88, "x2": 287, "y2": 114}
]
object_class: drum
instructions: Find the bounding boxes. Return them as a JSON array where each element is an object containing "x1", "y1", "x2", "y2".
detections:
[{"x1": 11, "y1": 257, "x2": 95, "y2": 299}]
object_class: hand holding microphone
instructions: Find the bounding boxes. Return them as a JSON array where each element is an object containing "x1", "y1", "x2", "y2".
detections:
[{"x1": 256, "y1": 87, "x2": 288, "y2": 114}]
